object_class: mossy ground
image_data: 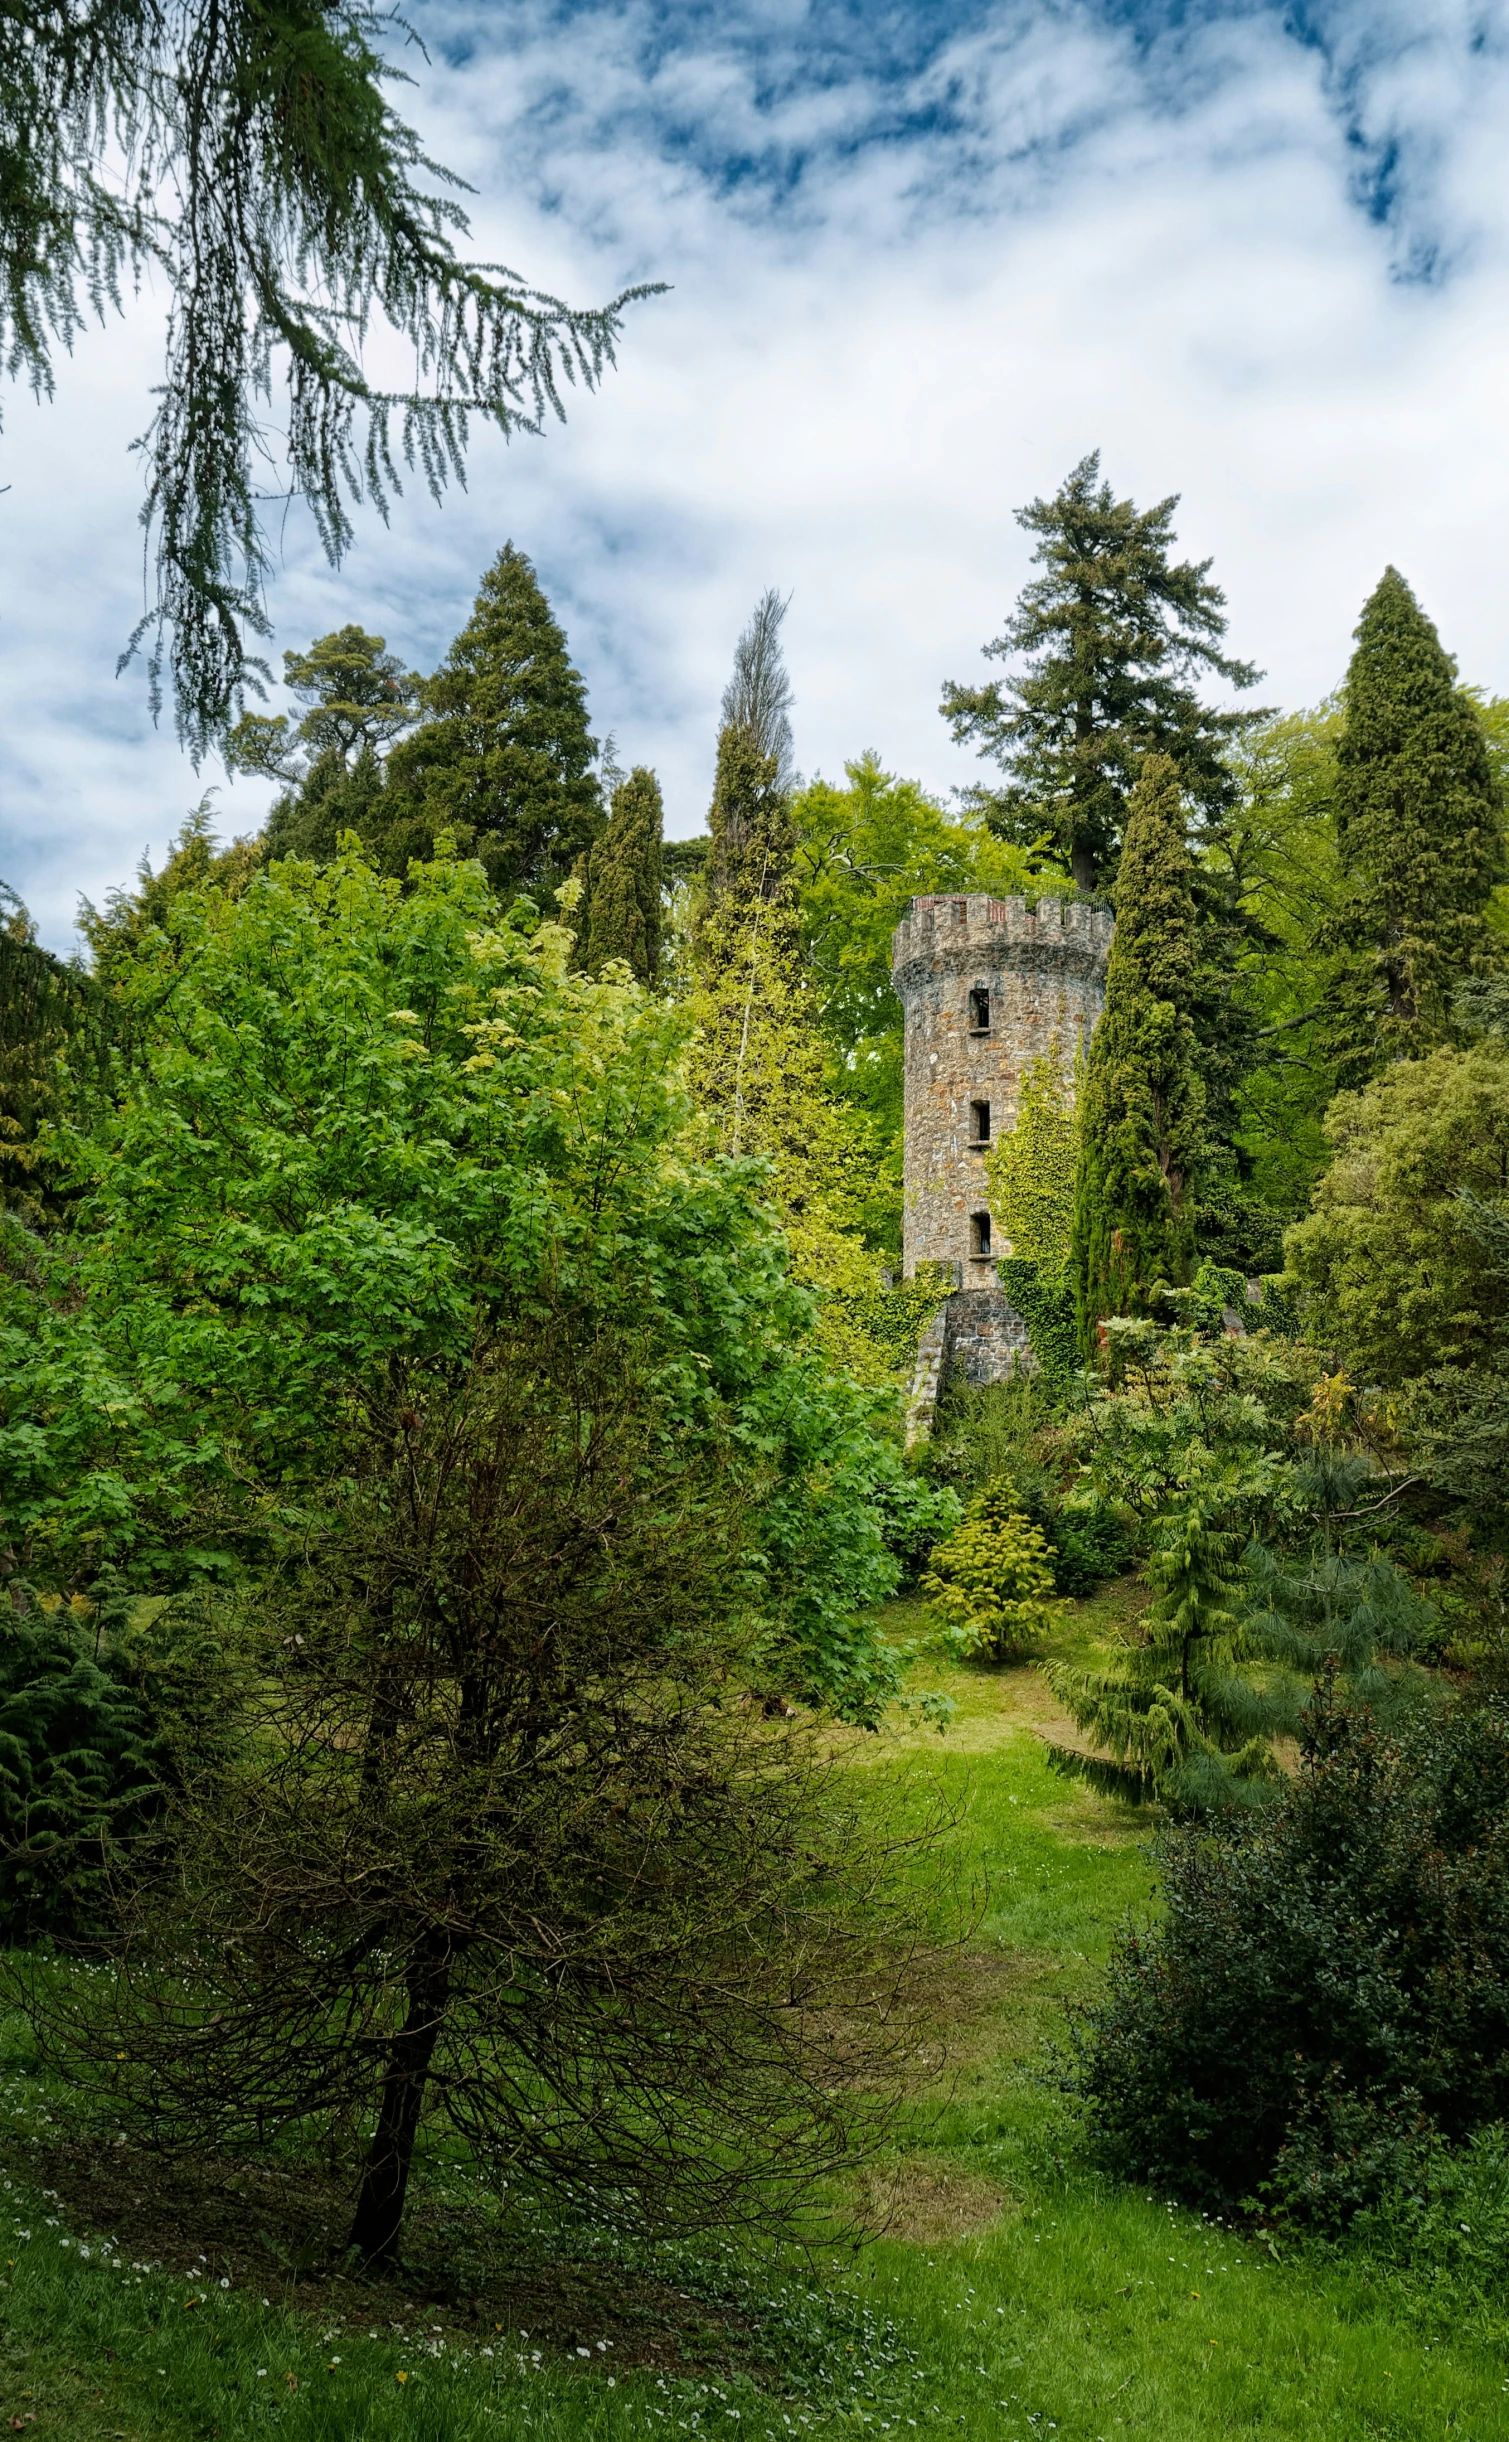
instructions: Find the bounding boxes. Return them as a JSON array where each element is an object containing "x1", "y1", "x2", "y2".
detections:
[{"x1": 4, "y1": 1591, "x2": 1508, "y2": 2437}]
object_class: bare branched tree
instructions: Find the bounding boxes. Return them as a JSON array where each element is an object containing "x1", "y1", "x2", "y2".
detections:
[
  {"x1": 0, "y1": 5, "x2": 658, "y2": 754},
  {"x1": 721, "y1": 590, "x2": 796, "y2": 792},
  {"x1": 20, "y1": 1314, "x2": 944, "y2": 2265}
]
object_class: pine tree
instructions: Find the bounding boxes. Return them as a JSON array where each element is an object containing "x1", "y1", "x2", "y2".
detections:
[
  {"x1": 1324, "y1": 568, "x2": 1505, "y2": 1077},
  {"x1": 579, "y1": 768, "x2": 665, "y2": 986},
  {"x1": 227, "y1": 626, "x2": 421, "y2": 865},
  {"x1": 379, "y1": 546, "x2": 602, "y2": 899},
  {"x1": 1070, "y1": 755, "x2": 1206, "y2": 1335},
  {"x1": 941, "y1": 452, "x2": 1262, "y2": 889}
]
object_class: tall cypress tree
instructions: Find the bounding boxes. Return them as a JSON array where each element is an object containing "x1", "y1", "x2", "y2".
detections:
[
  {"x1": 1324, "y1": 568, "x2": 1504, "y2": 1078},
  {"x1": 941, "y1": 452, "x2": 1262, "y2": 890},
  {"x1": 379, "y1": 546, "x2": 602, "y2": 898},
  {"x1": 1070, "y1": 754, "x2": 1207, "y2": 1337},
  {"x1": 579, "y1": 768, "x2": 665, "y2": 986}
]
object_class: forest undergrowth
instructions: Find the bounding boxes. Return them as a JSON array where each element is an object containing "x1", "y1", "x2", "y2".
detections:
[{"x1": 4, "y1": 1591, "x2": 1508, "y2": 2442}]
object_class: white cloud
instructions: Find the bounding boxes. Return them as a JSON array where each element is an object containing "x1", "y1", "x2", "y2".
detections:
[{"x1": 4, "y1": 0, "x2": 1509, "y2": 949}]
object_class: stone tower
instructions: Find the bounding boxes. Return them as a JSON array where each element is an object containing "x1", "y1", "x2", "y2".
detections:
[{"x1": 890, "y1": 893, "x2": 1112, "y2": 1398}]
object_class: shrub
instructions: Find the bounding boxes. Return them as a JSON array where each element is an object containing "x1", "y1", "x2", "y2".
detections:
[
  {"x1": 1063, "y1": 1684, "x2": 1509, "y2": 2218},
  {"x1": 922, "y1": 1484, "x2": 1064, "y2": 1660},
  {"x1": 0, "y1": 1604, "x2": 154, "y2": 1941}
]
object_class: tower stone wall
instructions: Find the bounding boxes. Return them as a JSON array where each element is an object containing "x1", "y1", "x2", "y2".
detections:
[{"x1": 890, "y1": 892, "x2": 1113, "y2": 1285}]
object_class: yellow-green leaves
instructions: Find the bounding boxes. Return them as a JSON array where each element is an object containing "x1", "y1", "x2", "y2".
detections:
[{"x1": 922, "y1": 1484, "x2": 1064, "y2": 1661}]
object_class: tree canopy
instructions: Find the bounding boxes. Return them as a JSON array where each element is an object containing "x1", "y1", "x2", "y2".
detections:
[{"x1": 941, "y1": 452, "x2": 1262, "y2": 890}]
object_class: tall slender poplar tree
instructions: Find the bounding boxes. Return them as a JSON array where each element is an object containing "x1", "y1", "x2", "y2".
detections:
[
  {"x1": 941, "y1": 453, "x2": 1262, "y2": 890},
  {"x1": 1070, "y1": 754, "x2": 1206, "y2": 1337},
  {"x1": 1324, "y1": 568, "x2": 1504, "y2": 1079},
  {"x1": 579, "y1": 768, "x2": 665, "y2": 987}
]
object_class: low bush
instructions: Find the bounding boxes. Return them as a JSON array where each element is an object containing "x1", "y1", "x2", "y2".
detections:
[
  {"x1": 922, "y1": 1485, "x2": 1064, "y2": 1660},
  {"x1": 1064, "y1": 1681, "x2": 1509, "y2": 2219}
]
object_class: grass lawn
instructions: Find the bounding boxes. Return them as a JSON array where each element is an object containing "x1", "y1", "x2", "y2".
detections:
[{"x1": 4, "y1": 1588, "x2": 1508, "y2": 2438}]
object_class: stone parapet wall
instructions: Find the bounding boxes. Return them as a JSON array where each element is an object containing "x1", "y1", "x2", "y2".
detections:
[{"x1": 890, "y1": 892, "x2": 1112, "y2": 1280}]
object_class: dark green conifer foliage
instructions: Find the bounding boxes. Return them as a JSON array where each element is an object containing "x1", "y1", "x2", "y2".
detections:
[
  {"x1": 0, "y1": 889, "x2": 100, "y2": 1223},
  {"x1": 1325, "y1": 568, "x2": 1505, "y2": 1078},
  {"x1": 581, "y1": 768, "x2": 664, "y2": 986},
  {"x1": 1071, "y1": 755, "x2": 1207, "y2": 1336},
  {"x1": 379, "y1": 546, "x2": 601, "y2": 899},
  {"x1": 228, "y1": 626, "x2": 420, "y2": 864},
  {"x1": 706, "y1": 723, "x2": 796, "y2": 915},
  {"x1": 941, "y1": 452, "x2": 1262, "y2": 889}
]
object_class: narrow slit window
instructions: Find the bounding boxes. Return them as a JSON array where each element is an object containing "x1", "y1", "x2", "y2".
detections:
[
  {"x1": 968, "y1": 986, "x2": 991, "y2": 1031},
  {"x1": 970, "y1": 1100, "x2": 991, "y2": 1145},
  {"x1": 970, "y1": 1211, "x2": 992, "y2": 1258}
]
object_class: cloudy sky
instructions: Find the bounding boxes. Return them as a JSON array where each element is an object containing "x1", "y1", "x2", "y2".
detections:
[{"x1": 5, "y1": 0, "x2": 1509, "y2": 950}]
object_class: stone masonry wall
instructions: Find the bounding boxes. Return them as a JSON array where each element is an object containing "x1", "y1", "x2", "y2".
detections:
[{"x1": 890, "y1": 893, "x2": 1113, "y2": 1282}]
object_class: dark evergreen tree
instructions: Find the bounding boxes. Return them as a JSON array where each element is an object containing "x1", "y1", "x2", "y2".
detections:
[
  {"x1": 941, "y1": 452, "x2": 1262, "y2": 890},
  {"x1": 227, "y1": 626, "x2": 420, "y2": 864},
  {"x1": 0, "y1": 889, "x2": 101, "y2": 1224},
  {"x1": 1070, "y1": 755, "x2": 1207, "y2": 1336},
  {"x1": 1324, "y1": 568, "x2": 1505, "y2": 1079},
  {"x1": 378, "y1": 546, "x2": 602, "y2": 900},
  {"x1": 580, "y1": 768, "x2": 664, "y2": 986}
]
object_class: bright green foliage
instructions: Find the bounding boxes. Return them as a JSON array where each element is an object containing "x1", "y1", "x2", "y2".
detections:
[
  {"x1": 1203, "y1": 703, "x2": 1349, "y2": 1246},
  {"x1": 378, "y1": 545, "x2": 602, "y2": 898},
  {"x1": 580, "y1": 767, "x2": 664, "y2": 985},
  {"x1": 78, "y1": 803, "x2": 262, "y2": 990},
  {"x1": 228, "y1": 625, "x2": 420, "y2": 865},
  {"x1": 922, "y1": 1484, "x2": 1064, "y2": 1660},
  {"x1": 0, "y1": 7, "x2": 638, "y2": 751},
  {"x1": 985, "y1": 1054, "x2": 1079, "y2": 1275},
  {"x1": 941, "y1": 452, "x2": 1262, "y2": 890},
  {"x1": 1070, "y1": 755, "x2": 1207, "y2": 1336},
  {"x1": 1324, "y1": 570, "x2": 1504, "y2": 1077},
  {"x1": 1284, "y1": 1040, "x2": 1509, "y2": 1384},
  {"x1": 6, "y1": 843, "x2": 936, "y2": 1726}
]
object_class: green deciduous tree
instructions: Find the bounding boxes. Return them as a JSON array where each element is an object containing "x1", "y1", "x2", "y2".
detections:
[
  {"x1": 578, "y1": 766, "x2": 664, "y2": 986},
  {"x1": 1070, "y1": 756, "x2": 1207, "y2": 1336},
  {"x1": 1283, "y1": 1038, "x2": 1509, "y2": 1385},
  {"x1": 0, "y1": 4, "x2": 645, "y2": 751},
  {"x1": 1324, "y1": 570, "x2": 1505, "y2": 1077},
  {"x1": 373, "y1": 544, "x2": 602, "y2": 897},
  {"x1": 941, "y1": 452, "x2": 1262, "y2": 890}
]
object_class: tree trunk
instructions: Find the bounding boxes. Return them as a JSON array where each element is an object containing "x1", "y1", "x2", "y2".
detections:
[
  {"x1": 1071, "y1": 838, "x2": 1097, "y2": 893},
  {"x1": 347, "y1": 1936, "x2": 452, "y2": 2264}
]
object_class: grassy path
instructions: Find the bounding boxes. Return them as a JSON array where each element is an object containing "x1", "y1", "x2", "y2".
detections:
[{"x1": 4, "y1": 1593, "x2": 1508, "y2": 2436}]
